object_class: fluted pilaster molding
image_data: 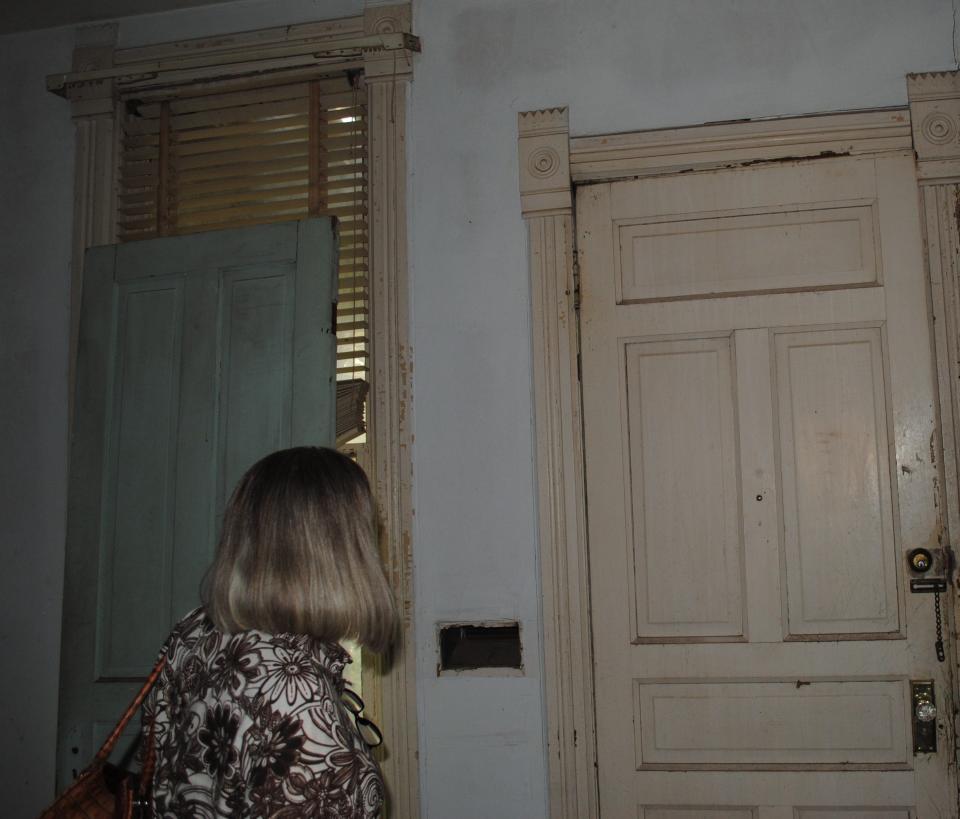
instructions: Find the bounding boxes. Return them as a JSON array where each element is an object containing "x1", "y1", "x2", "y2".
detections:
[
  {"x1": 910, "y1": 72, "x2": 960, "y2": 567},
  {"x1": 518, "y1": 107, "x2": 599, "y2": 819},
  {"x1": 66, "y1": 25, "x2": 119, "y2": 421},
  {"x1": 363, "y1": 6, "x2": 418, "y2": 818}
]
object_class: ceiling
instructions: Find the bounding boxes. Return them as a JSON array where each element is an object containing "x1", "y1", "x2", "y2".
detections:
[{"x1": 1, "y1": 0, "x2": 232, "y2": 35}]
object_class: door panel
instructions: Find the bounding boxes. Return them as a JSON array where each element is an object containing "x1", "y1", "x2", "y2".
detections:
[
  {"x1": 578, "y1": 154, "x2": 956, "y2": 815},
  {"x1": 794, "y1": 812, "x2": 910, "y2": 819},
  {"x1": 57, "y1": 219, "x2": 337, "y2": 789},
  {"x1": 615, "y1": 202, "x2": 880, "y2": 302},
  {"x1": 641, "y1": 810, "x2": 757, "y2": 819},
  {"x1": 99, "y1": 279, "x2": 183, "y2": 678},
  {"x1": 624, "y1": 335, "x2": 745, "y2": 640},
  {"x1": 774, "y1": 327, "x2": 900, "y2": 637},
  {"x1": 633, "y1": 679, "x2": 909, "y2": 767},
  {"x1": 217, "y1": 268, "x2": 295, "y2": 509}
]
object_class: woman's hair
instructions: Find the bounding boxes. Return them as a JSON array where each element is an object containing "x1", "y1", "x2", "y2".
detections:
[{"x1": 202, "y1": 446, "x2": 398, "y2": 653}]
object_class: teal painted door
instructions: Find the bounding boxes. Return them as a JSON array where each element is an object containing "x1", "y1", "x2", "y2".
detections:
[{"x1": 56, "y1": 219, "x2": 337, "y2": 789}]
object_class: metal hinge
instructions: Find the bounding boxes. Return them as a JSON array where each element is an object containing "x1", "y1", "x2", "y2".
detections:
[
  {"x1": 572, "y1": 256, "x2": 582, "y2": 314},
  {"x1": 955, "y1": 712, "x2": 960, "y2": 767},
  {"x1": 572, "y1": 255, "x2": 582, "y2": 382}
]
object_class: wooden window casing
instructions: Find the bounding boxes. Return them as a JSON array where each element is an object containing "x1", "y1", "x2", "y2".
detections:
[{"x1": 54, "y1": 11, "x2": 419, "y2": 813}]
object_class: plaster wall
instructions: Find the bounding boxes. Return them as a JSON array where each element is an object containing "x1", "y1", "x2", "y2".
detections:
[
  {"x1": 0, "y1": 5, "x2": 365, "y2": 816},
  {"x1": 0, "y1": 26, "x2": 75, "y2": 814},
  {"x1": 0, "y1": 1, "x2": 955, "y2": 817},
  {"x1": 408, "y1": 2, "x2": 953, "y2": 817}
]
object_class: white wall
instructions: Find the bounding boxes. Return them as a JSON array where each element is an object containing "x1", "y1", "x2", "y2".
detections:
[
  {"x1": 0, "y1": 5, "x2": 366, "y2": 817},
  {"x1": 1, "y1": 1, "x2": 955, "y2": 817},
  {"x1": 408, "y1": 2, "x2": 953, "y2": 817},
  {"x1": 0, "y1": 26, "x2": 75, "y2": 815}
]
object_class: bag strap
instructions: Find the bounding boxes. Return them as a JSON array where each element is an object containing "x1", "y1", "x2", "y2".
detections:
[
  {"x1": 137, "y1": 717, "x2": 159, "y2": 798},
  {"x1": 94, "y1": 657, "x2": 165, "y2": 764}
]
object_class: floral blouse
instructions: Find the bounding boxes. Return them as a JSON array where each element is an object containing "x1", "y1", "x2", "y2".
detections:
[{"x1": 140, "y1": 608, "x2": 383, "y2": 818}]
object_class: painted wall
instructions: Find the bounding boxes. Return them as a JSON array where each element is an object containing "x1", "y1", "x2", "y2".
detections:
[
  {"x1": 0, "y1": 25, "x2": 76, "y2": 814},
  {"x1": 408, "y1": 2, "x2": 953, "y2": 817},
  {"x1": 0, "y1": 1, "x2": 954, "y2": 817}
]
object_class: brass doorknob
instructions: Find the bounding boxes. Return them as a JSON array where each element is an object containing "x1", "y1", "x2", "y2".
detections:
[{"x1": 908, "y1": 548, "x2": 934, "y2": 573}]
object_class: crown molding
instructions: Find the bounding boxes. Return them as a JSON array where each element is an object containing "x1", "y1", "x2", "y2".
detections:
[
  {"x1": 48, "y1": 19, "x2": 419, "y2": 99},
  {"x1": 569, "y1": 109, "x2": 912, "y2": 182},
  {"x1": 115, "y1": 16, "x2": 363, "y2": 65}
]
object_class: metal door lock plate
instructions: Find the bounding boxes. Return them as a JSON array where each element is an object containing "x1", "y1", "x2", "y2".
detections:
[
  {"x1": 910, "y1": 577, "x2": 948, "y2": 593},
  {"x1": 912, "y1": 680, "x2": 937, "y2": 754}
]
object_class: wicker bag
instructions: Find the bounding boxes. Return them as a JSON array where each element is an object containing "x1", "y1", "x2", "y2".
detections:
[{"x1": 39, "y1": 660, "x2": 164, "y2": 819}]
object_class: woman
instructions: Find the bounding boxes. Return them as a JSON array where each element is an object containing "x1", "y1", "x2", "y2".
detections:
[{"x1": 140, "y1": 447, "x2": 398, "y2": 818}]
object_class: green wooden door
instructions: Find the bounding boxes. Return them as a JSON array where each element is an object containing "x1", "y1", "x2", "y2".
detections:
[{"x1": 56, "y1": 219, "x2": 337, "y2": 789}]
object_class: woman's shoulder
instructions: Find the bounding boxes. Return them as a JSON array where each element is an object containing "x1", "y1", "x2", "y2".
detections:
[
  {"x1": 157, "y1": 610, "x2": 355, "y2": 704},
  {"x1": 305, "y1": 636, "x2": 351, "y2": 683},
  {"x1": 175, "y1": 605, "x2": 213, "y2": 634},
  {"x1": 164, "y1": 606, "x2": 215, "y2": 648},
  {"x1": 257, "y1": 632, "x2": 351, "y2": 685},
  {"x1": 156, "y1": 607, "x2": 216, "y2": 665}
]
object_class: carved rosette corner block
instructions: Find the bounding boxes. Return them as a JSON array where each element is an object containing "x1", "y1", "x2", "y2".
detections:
[
  {"x1": 908, "y1": 71, "x2": 960, "y2": 183},
  {"x1": 364, "y1": 3, "x2": 412, "y2": 35},
  {"x1": 363, "y1": 3, "x2": 414, "y2": 79},
  {"x1": 518, "y1": 108, "x2": 572, "y2": 217}
]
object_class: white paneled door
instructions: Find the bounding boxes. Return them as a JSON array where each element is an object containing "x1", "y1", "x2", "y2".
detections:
[{"x1": 577, "y1": 154, "x2": 957, "y2": 817}]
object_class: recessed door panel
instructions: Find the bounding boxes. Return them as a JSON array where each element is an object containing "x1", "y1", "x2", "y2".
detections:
[
  {"x1": 624, "y1": 335, "x2": 744, "y2": 640},
  {"x1": 98, "y1": 282, "x2": 183, "y2": 677},
  {"x1": 616, "y1": 203, "x2": 879, "y2": 302},
  {"x1": 634, "y1": 679, "x2": 908, "y2": 767},
  {"x1": 774, "y1": 327, "x2": 900, "y2": 637}
]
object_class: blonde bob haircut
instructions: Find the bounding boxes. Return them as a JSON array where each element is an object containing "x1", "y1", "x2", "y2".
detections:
[{"x1": 203, "y1": 446, "x2": 398, "y2": 654}]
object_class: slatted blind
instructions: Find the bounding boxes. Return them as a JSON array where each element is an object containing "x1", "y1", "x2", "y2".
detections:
[{"x1": 117, "y1": 74, "x2": 369, "y2": 441}]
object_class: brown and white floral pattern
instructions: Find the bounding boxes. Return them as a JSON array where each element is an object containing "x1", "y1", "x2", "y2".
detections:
[{"x1": 141, "y1": 608, "x2": 383, "y2": 818}]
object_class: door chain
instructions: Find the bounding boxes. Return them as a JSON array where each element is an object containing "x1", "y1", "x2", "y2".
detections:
[
  {"x1": 907, "y1": 547, "x2": 948, "y2": 663},
  {"x1": 934, "y1": 590, "x2": 946, "y2": 663}
]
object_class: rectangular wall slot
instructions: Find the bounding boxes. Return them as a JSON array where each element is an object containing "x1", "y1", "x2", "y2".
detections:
[{"x1": 438, "y1": 622, "x2": 522, "y2": 673}]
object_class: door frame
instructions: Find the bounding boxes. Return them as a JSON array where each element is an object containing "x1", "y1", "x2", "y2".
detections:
[
  {"x1": 517, "y1": 72, "x2": 960, "y2": 819},
  {"x1": 53, "y1": 6, "x2": 420, "y2": 816}
]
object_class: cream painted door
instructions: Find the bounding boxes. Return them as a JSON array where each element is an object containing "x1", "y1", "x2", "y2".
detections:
[{"x1": 578, "y1": 153, "x2": 957, "y2": 817}]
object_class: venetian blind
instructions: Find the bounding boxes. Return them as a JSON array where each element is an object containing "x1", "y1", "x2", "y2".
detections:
[{"x1": 117, "y1": 74, "x2": 369, "y2": 442}]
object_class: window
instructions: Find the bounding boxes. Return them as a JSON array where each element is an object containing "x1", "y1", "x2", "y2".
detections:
[
  {"x1": 52, "y1": 14, "x2": 418, "y2": 811},
  {"x1": 117, "y1": 73, "x2": 369, "y2": 442}
]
